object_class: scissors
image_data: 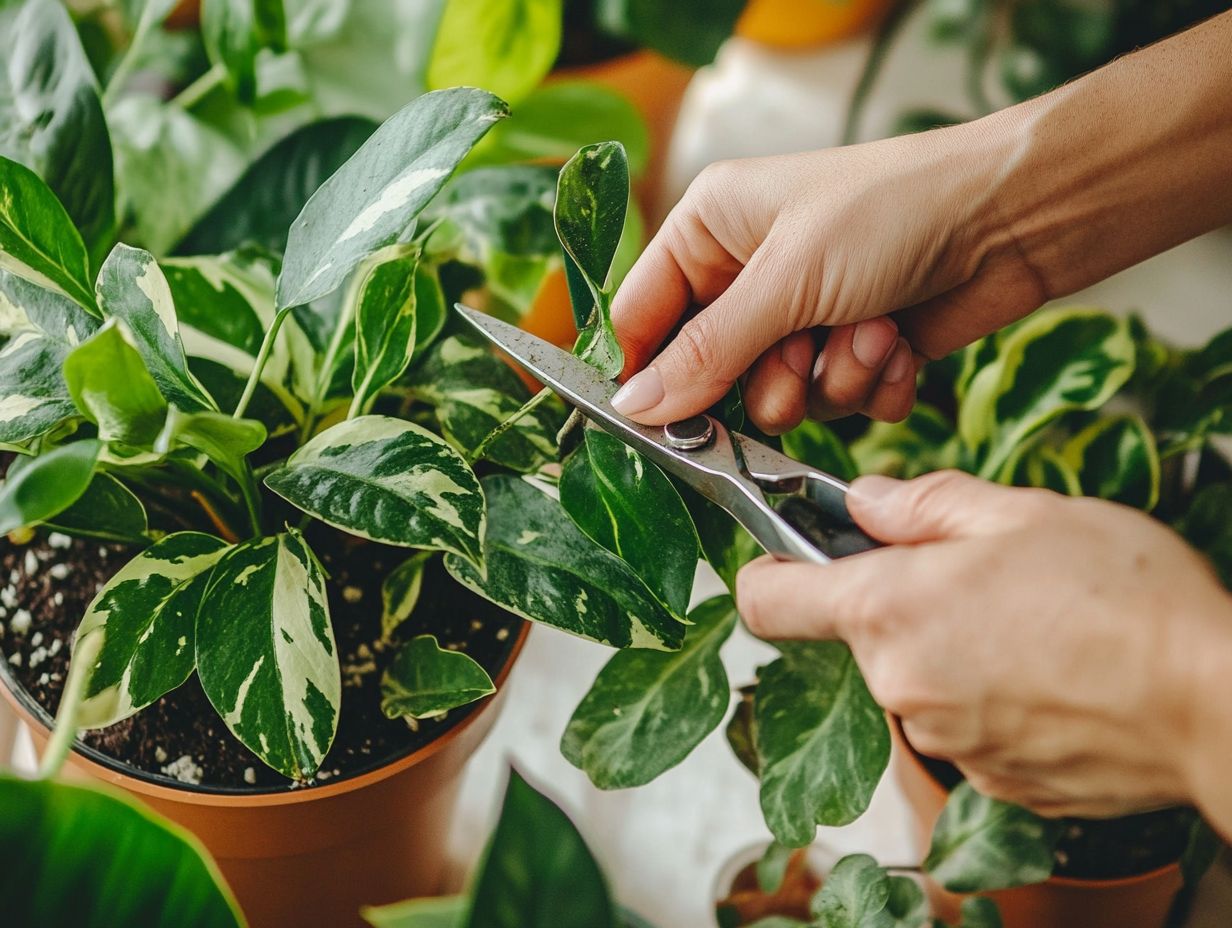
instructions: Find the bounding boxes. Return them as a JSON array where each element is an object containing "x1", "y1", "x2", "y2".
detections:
[{"x1": 456, "y1": 306, "x2": 880, "y2": 565}]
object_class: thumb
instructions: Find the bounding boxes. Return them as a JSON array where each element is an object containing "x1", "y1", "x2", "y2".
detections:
[{"x1": 847, "y1": 470, "x2": 1029, "y2": 544}]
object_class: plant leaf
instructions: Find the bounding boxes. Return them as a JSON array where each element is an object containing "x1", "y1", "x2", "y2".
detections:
[
  {"x1": 0, "y1": 155, "x2": 95, "y2": 310},
  {"x1": 0, "y1": 774, "x2": 242, "y2": 928},
  {"x1": 559, "y1": 429, "x2": 698, "y2": 618},
  {"x1": 197, "y1": 530, "x2": 340, "y2": 780},
  {"x1": 69, "y1": 532, "x2": 230, "y2": 728},
  {"x1": 924, "y1": 781, "x2": 1063, "y2": 892},
  {"x1": 43, "y1": 471, "x2": 148, "y2": 543},
  {"x1": 958, "y1": 898, "x2": 1004, "y2": 928},
  {"x1": 380, "y1": 633, "x2": 495, "y2": 720},
  {"x1": 1012, "y1": 444, "x2": 1081, "y2": 496},
  {"x1": 884, "y1": 875, "x2": 928, "y2": 928},
  {"x1": 562, "y1": 594, "x2": 736, "y2": 788},
  {"x1": 1060, "y1": 414, "x2": 1159, "y2": 509},
  {"x1": 277, "y1": 87, "x2": 508, "y2": 309},
  {"x1": 96, "y1": 244, "x2": 217, "y2": 412},
  {"x1": 1174, "y1": 483, "x2": 1232, "y2": 587},
  {"x1": 1, "y1": 0, "x2": 115, "y2": 262},
  {"x1": 597, "y1": 0, "x2": 744, "y2": 66},
  {"x1": 351, "y1": 245, "x2": 419, "y2": 415},
  {"x1": 687, "y1": 491, "x2": 762, "y2": 593},
  {"x1": 781, "y1": 420, "x2": 858, "y2": 482},
  {"x1": 265, "y1": 415, "x2": 486, "y2": 567},
  {"x1": 155, "y1": 407, "x2": 267, "y2": 484},
  {"x1": 850, "y1": 404, "x2": 959, "y2": 480},
  {"x1": 445, "y1": 474, "x2": 683, "y2": 650},
  {"x1": 427, "y1": 0, "x2": 561, "y2": 105},
  {"x1": 464, "y1": 769, "x2": 618, "y2": 928},
  {"x1": 381, "y1": 551, "x2": 431, "y2": 638},
  {"x1": 203, "y1": 0, "x2": 288, "y2": 103},
  {"x1": 726, "y1": 683, "x2": 759, "y2": 776},
  {"x1": 364, "y1": 895, "x2": 464, "y2": 928},
  {"x1": 755, "y1": 642, "x2": 890, "y2": 847},
  {"x1": 0, "y1": 438, "x2": 99, "y2": 534},
  {"x1": 63, "y1": 321, "x2": 168, "y2": 447},
  {"x1": 810, "y1": 854, "x2": 893, "y2": 928}
]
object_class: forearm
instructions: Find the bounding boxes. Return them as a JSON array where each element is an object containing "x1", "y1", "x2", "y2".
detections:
[
  {"x1": 1185, "y1": 614, "x2": 1232, "y2": 840},
  {"x1": 976, "y1": 10, "x2": 1232, "y2": 299}
]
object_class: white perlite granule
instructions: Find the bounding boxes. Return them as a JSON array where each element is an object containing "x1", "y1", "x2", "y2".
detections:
[
  {"x1": 154, "y1": 746, "x2": 168, "y2": 764},
  {"x1": 23, "y1": 550, "x2": 38, "y2": 576},
  {"x1": 0, "y1": 587, "x2": 17, "y2": 609},
  {"x1": 342, "y1": 585, "x2": 363, "y2": 603},
  {"x1": 47, "y1": 533, "x2": 72, "y2": 550},
  {"x1": 49, "y1": 563, "x2": 69, "y2": 581},
  {"x1": 243, "y1": 767, "x2": 256, "y2": 785},
  {"x1": 9, "y1": 610, "x2": 31, "y2": 635},
  {"x1": 161, "y1": 754, "x2": 203, "y2": 786}
]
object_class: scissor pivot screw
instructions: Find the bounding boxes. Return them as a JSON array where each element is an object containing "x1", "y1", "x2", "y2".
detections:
[{"x1": 664, "y1": 416, "x2": 714, "y2": 451}]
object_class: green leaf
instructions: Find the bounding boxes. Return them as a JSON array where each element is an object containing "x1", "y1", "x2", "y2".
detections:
[
  {"x1": 884, "y1": 876, "x2": 928, "y2": 928},
  {"x1": 427, "y1": 0, "x2": 561, "y2": 105},
  {"x1": 445, "y1": 474, "x2": 684, "y2": 650},
  {"x1": 597, "y1": 0, "x2": 745, "y2": 66},
  {"x1": 406, "y1": 336, "x2": 559, "y2": 473},
  {"x1": 689, "y1": 492, "x2": 762, "y2": 593},
  {"x1": 0, "y1": 774, "x2": 242, "y2": 928},
  {"x1": 1060, "y1": 414, "x2": 1159, "y2": 509},
  {"x1": 0, "y1": 269, "x2": 100, "y2": 444},
  {"x1": 1, "y1": 0, "x2": 115, "y2": 261},
  {"x1": 1012, "y1": 444, "x2": 1081, "y2": 496},
  {"x1": 562, "y1": 594, "x2": 736, "y2": 788},
  {"x1": 726, "y1": 683, "x2": 759, "y2": 776},
  {"x1": 411, "y1": 263, "x2": 447, "y2": 354},
  {"x1": 958, "y1": 898, "x2": 1004, "y2": 928},
  {"x1": 265, "y1": 415, "x2": 486, "y2": 567},
  {"x1": 277, "y1": 87, "x2": 508, "y2": 309},
  {"x1": 364, "y1": 895, "x2": 464, "y2": 928},
  {"x1": 43, "y1": 471, "x2": 148, "y2": 543},
  {"x1": 1175, "y1": 483, "x2": 1232, "y2": 587},
  {"x1": 197, "y1": 530, "x2": 340, "y2": 780},
  {"x1": 68, "y1": 532, "x2": 230, "y2": 728},
  {"x1": 381, "y1": 551, "x2": 431, "y2": 638},
  {"x1": 756, "y1": 841, "x2": 794, "y2": 894},
  {"x1": 0, "y1": 154, "x2": 95, "y2": 310},
  {"x1": 811, "y1": 854, "x2": 893, "y2": 928},
  {"x1": 924, "y1": 781, "x2": 1063, "y2": 892},
  {"x1": 203, "y1": 0, "x2": 288, "y2": 103},
  {"x1": 781, "y1": 420, "x2": 858, "y2": 482},
  {"x1": 850, "y1": 404, "x2": 959, "y2": 479},
  {"x1": 63, "y1": 321, "x2": 168, "y2": 447},
  {"x1": 755, "y1": 642, "x2": 890, "y2": 847},
  {"x1": 351, "y1": 246, "x2": 420, "y2": 415},
  {"x1": 155, "y1": 407, "x2": 267, "y2": 484},
  {"x1": 464, "y1": 769, "x2": 618, "y2": 928},
  {"x1": 177, "y1": 116, "x2": 377, "y2": 256},
  {"x1": 380, "y1": 633, "x2": 495, "y2": 720},
  {"x1": 559, "y1": 429, "x2": 698, "y2": 617},
  {"x1": 0, "y1": 438, "x2": 99, "y2": 534}
]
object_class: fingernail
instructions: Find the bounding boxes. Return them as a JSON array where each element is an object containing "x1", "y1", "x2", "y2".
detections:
[
  {"x1": 781, "y1": 336, "x2": 813, "y2": 381},
  {"x1": 611, "y1": 367, "x2": 664, "y2": 416},
  {"x1": 849, "y1": 474, "x2": 900, "y2": 504},
  {"x1": 852, "y1": 319, "x2": 897, "y2": 369},
  {"x1": 883, "y1": 340, "x2": 913, "y2": 384}
]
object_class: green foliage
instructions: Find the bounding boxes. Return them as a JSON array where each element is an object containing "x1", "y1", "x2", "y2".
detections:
[
  {"x1": 380, "y1": 634, "x2": 495, "y2": 720},
  {"x1": 202, "y1": 0, "x2": 287, "y2": 103},
  {"x1": 351, "y1": 246, "x2": 421, "y2": 415},
  {"x1": 811, "y1": 854, "x2": 893, "y2": 928},
  {"x1": 0, "y1": 439, "x2": 98, "y2": 534},
  {"x1": 63, "y1": 321, "x2": 167, "y2": 448},
  {"x1": 597, "y1": 0, "x2": 746, "y2": 66}
]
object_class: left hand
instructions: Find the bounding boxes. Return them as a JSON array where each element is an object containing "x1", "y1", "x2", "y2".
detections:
[{"x1": 736, "y1": 470, "x2": 1232, "y2": 819}]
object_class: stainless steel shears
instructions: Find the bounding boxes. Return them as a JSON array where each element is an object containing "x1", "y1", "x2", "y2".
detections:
[{"x1": 457, "y1": 306, "x2": 879, "y2": 565}]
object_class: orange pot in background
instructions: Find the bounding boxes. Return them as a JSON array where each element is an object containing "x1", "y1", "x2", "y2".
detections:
[
  {"x1": 890, "y1": 720, "x2": 1184, "y2": 928},
  {"x1": 736, "y1": 0, "x2": 896, "y2": 49},
  {"x1": 2, "y1": 623, "x2": 529, "y2": 928}
]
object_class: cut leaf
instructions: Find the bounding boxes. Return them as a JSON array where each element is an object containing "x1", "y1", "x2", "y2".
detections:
[
  {"x1": 203, "y1": 0, "x2": 288, "y2": 103},
  {"x1": 197, "y1": 530, "x2": 340, "y2": 780},
  {"x1": 1060, "y1": 414, "x2": 1159, "y2": 509},
  {"x1": 43, "y1": 472, "x2": 148, "y2": 543},
  {"x1": 380, "y1": 634, "x2": 495, "y2": 720},
  {"x1": 71, "y1": 532, "x2": 230, "y2": 728},
  {"x1": 264, "y1": 415, "x2": 486, "y2": 567},
  {"x1": 351, "y1": 245, "x2": 420, "y2": 415},
  {"x1": 755, "y1": 642, "x2": 890, "y2": 847},
  {"x1": 277, "y1": 87, "x2": 508, "y2": 309},
  {"x1": 810, "y1": 854, "x2": 892, "y2": 928},
  {"x1": 445, "y1": 474, "x2": 683, "y2": 650},
  {"x1": 0, "y1": 438, "x2": 99, "y2": 534},
  {"x1": 562, "y1": 595, "x2": 736, "y2": 789},
  {"x1": 382, "y1": 551, "x2": 431, "y2": 638},
  {"x1": 63, "y1": 320, "x2": 168, "y2": 447}
]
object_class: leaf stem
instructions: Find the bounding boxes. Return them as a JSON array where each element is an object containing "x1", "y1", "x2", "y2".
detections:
[
  {"x1": 301, "y1": 297, "x2": 358, "y2": 442},
  {"x1": 39, "y1": 633, "x2": 103, "y2": 779},
  {"x1": 102, "y1": 2, "x2": 161, "y2": 109},
  {"x1": 468, "y1": 387, "x2": 552, "y2": 465},
  {"x1": 171, "y1": 63, "x2": 227, "y2": 111},
  {"x1": 234, "y1": 307, "x2": 291, "y2": 419}
]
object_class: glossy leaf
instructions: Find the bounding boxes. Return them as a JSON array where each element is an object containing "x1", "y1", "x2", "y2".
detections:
[
  {"x1": 850, "y1": 404, "x2": 959, "y2": 480},
  {"x1": 562, "y1": 595, "x2": 736, "y2": 788},
  {"x1": 380, "y1": 634, "x2": 495, "y2": 720},
  {"x1": 381, "y1": 551, "x2": 431, "y2": 638},
  {"x1": 445, "y1": 474, "x2": 683, "y2": 650},
  {"x1": 0, "y1": 774, "x2": 242, "y2": 928},
  {"x1": 43, "y1": 472, "x2": 148, "y2": 543},
  {"x1": 63, "y1": 321, "x2": 168, "y2": 447},
  {"x1": 689, "y1": 492, "x2": 762, "y2": 593},
  {"x1": 0, "y1": 155, "x2": 95, "y2": 310},
  {"x1": 70, "y1": 532, "x2": 230, "y2": 728},
  {"x1": 810, "y1": 854, "x2": 892, "y2": 928},
  {"x1": 924, "y1": 782, "x2": 1063, "y2": 892},
  {"x1": 96, "y1": 244, "x2": 217, "y2": 412},
  {"x1": 559, "y1": 429, "x2": 698, "y2": 617},
  {"x1": 597, "y1": 0, "x2": 745, "y2": 66},
  {"x1": 1012, "y1": 444, "x2": 1081, "y2": 496},
  {"x1": 464, "y1": 769, "x2": 618, "y2": 928},
  {"x1": 277, "y1": 87, "x2": 508, "y2": 309},
  {"x1": 781, "y1": 420, "x2": 858, "y2": 482},
  {"x1": 1, "y1": 0, "x2": 114, "y2": 259},
  {"x1": 427, "y1": 0, "x2": 561, "y2": 105},
  {"x1": 203, "y1": 0, "x2": 288, "y2": 103},
  {"x1": 755, "y1": 642, "x2": 890, "y2": 847},
  {"x1": 351, "y1": 246, "x2": 419, "y2": 415},
  {"x1": 364, "y1": 895, "x2": 464, "y2": 928},
  {"x1": 197, "y1": 530, "x2": 340, "y2": 780},
  {"x1": 1060, "y1": 414, "x2": 1159, "y2": 509},
  {"x1": 155, "y1": 407, "x2": 267, "y2": 484},
  {"x1": 265, "y1": 415, "x2": 486, "y2": 567},
  {"x1": 0, "y1": 438, "x2": 99, "y2": 534}
]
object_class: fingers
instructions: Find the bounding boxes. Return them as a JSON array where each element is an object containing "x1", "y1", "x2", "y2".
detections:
[
  {"x1": 742, "y1": 331, "x2": 814, "y2": 435},
  {"x1": 807, "y1": 321, "x2": 915, "y2": 421}
]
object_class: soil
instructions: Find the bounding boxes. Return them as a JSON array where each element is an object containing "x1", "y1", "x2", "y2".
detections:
[{"x1": 0, "y1": 527, "x2": 522, "y2": 792}]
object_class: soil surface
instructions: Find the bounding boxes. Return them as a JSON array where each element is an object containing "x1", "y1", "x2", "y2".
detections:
[{"x1": 0, "y1": 527, "x2": 521, "y2": 791}]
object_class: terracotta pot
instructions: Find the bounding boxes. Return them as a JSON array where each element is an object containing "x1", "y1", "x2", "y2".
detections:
[
  {"x1": 1, "y1": 622, "x2": 530, "y2": 928},
  {"x1": 735, "y1": 0, "x2": 896, "y2": 49},
  {"x1": 890, "y1": 719, "x2": 1183, "y2": 928}
]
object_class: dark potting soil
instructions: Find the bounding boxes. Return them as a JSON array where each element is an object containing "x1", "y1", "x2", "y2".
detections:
[{"x1": 0, "y1": 528, "x2": 522, "y2": 791}]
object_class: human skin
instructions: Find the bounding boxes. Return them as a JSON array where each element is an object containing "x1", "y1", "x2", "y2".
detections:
[{"x1": 607, "y1": 12, "x2": 1232, "y2": 837}]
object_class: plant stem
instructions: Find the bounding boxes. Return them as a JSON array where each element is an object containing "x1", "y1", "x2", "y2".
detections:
[
  {"x1": 171, "y1": 63, "x2": 226, "y2": 111},
  {"x1": 39, "y1": 634, "x2": 103, "y2": 779},
  {"x1": 234, "y1": 307, "x2": 291, "y2": 419},
  {"x1": 468, "y1": 387, "x2": 552, "y2": 465},
  {"x1": 301, "y1": 299, "x2": 358, "y2": 442},
  {"x1": 101, "y1": 3, "x2": 160, "y2": 109}
]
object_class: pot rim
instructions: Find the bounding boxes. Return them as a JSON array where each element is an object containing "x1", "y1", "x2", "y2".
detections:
[
  {"x1": 0, "y1": 620, "x2": 530, "y2": 808},
  {"x1": 891, "y1": 714, "x2": 1183, "y2": 890}
]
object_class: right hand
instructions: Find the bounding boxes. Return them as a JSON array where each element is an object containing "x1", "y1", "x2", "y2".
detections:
[{"x1": 610, "y1": 124, "x2": 1049, "y2": 432}]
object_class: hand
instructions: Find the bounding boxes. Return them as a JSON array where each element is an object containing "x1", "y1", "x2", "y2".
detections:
[
  {"x1": 736, "y1": 471, "x2": 1232, "y2": 820},
  {"x1": 609, "y1": 126, "x2": 1045, "y2": 432}
]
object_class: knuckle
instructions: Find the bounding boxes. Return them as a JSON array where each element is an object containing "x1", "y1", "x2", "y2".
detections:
[
  {"x1": 670, "y1": 315, "x2": 724, "y2": 382},
  {"x1": 749, "y1": 392, "x2": 805, "y2": 436},
  {"x1": 902, "y1": 469, "x2": 968, "y2": 519}
]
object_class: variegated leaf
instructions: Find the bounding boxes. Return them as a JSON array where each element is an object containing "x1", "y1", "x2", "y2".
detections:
[
  {"x1": 63, "y1": 321, "x2": 167, "y2": 448},
  {"x1": 810, "y1": 854, "x2": 893, "y2": 928},
  {"x1": 0, "y1": 438, "x2": 99, "y2": 534},
  {"x1": 277, "y1": 87, "x2": 509, "y2": 310},
  {"x1": 202, "y1": 0, "x2": 287, "y2": 103},
  {"x1": 264, "y1": 415, "x2": 486, "y2": 568},
  {"x1": 382, "y1": 551, "x2": 431, "y2": 638},
  {"x1": 406, "y1": 335, "x2": 559, "y2": 473},
  {"x1": 562, "y1": 595, "x2": 736, "y2": 789},
  {"x1": 44, "y1": 471, "x2": 148, "y2": 543},
  {"x1": 1014, "y1": 444, "x2": 1081, "y2": 496},
  {"x1": 380, "y1": 634, "x2": 495, "y2": 721},
  {"x1": 444, "y1": 475, "x2": 683, "y2": 650},
  {"x1": 0, "y1": 269, "x2": 99, "y2": 443},
  {"x1": 1060, "y1": 414, "x2": 1159, "y2": 509},
  {"x1": 96, "y1": 244, "x2": 217, "y2": 412},
  {"x1": 351, "y1": 246, "x2": 419, "y2": 416},
  {"x1": 851, "y1": 404, "x2": 958, "y2": 480},
  {"x1": 196, "y1": 530, "x2": 340, "y2": 780},
  {"x1": 70, "y1": 532, "x2": 230, "y2": 728}
]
